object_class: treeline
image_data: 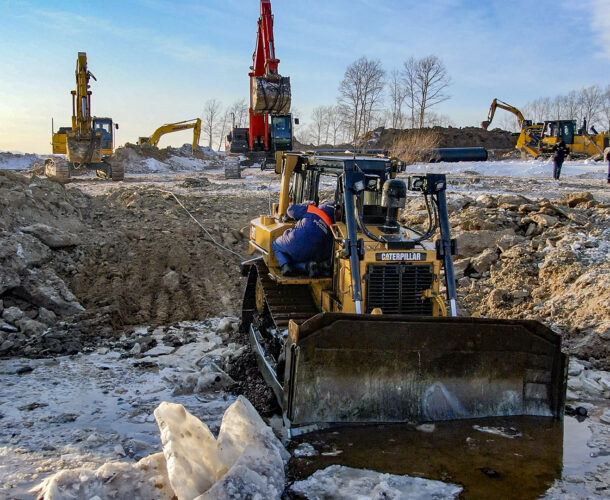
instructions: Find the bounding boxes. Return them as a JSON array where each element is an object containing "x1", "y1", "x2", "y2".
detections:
[
  {"x1": 497, "y1": 85, "x2": 610, "y2": 133},
  {"x1": 199, "y1": 54, "x2": 453, "y2": 150},
  {"x1": 300, "y1": 55, "x2": 453, "y2": 146}
]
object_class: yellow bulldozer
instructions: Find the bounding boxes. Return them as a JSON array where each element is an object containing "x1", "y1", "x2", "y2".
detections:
[
  {"x1": 241, "y1": 152, "x2": 567, "y2": 435},
  {"x1": 50, "y1": 52, "x2": 122, "y2": 182},
  {"x1": 138, "y1": 118, "x2": 202, "y2": 154},
  {"x1": 482, "y1": 98, "x2": 609, "y2": 159}
]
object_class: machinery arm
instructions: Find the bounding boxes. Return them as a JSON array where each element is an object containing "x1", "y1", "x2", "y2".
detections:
[
  {"x1": 71, "y1": 52, "x2": 95, "y2": 136},
  {"x1": 481, "y1": 98, "x2": 526, "y2": 130},
  {"x1": 251, "y1": 0, "x2": 279, "y2": 78},
  {"x1": 143, "y1": 119, "x2": 202, "y2": 152}
]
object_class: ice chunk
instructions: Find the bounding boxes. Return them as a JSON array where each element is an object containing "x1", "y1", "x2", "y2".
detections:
[
  {"x1": 32, "y1": 452, "x2": 174, "y2": 500},
  {"x1": 154, "y1": 401, "x2": 221, "y2": 499},
  {"x1": 290, "y1": 465, "x2": 462, "y2": 500},
  {"x1": 473, "y1": 425, "x2": 522, "y2": 439}
]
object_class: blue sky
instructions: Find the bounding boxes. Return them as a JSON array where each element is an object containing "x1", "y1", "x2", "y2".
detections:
[{"x1": 1, "y1": 0, "x2": 608, "y2": 153}]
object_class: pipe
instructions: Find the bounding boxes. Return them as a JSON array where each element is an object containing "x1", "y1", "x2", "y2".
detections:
[{"x1": 428, "y1": 147, "x2": 488, "y2": 163}]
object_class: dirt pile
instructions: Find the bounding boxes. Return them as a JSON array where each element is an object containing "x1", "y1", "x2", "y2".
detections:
[
  {"x1": 360, "y1": 126, "x2": 518, "y2": 155},
  {"x1": 106, "y1": 143, "x2": 224, "y2": 174},
  {"x1": 0, "y1": 170, "x2": 94, "y2": 356},
  {"x1": 402, "y1": 189, "x2": 610, "y2": 367},
  {"x1": 0, "y1": 151, "x2": 46, "y2": 170},
  {"x1": 0, "y1": 170, "x2": 268, "y2": 358}
]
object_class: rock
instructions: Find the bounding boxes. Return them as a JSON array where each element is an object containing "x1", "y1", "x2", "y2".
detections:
[
  {"x1": 218, "y1": 317, "x2": 233, "y2": 333},
  {"x1": 487, "y1": 288, "x2": 508, "y2": 308},
  {"x1": 527, "y1": 214, "x2": 559, "y2": 228},
  {"x1": 2, "y1": 306, "x2": 24, "y2": 324},
  {"x1": 16, "y1": 268, "x2": 84, "y2": 315},
  {"x1": 601, "y1": 409, "x2": 610, "y2": 425},
  {"x1": 496, "y1": 233, "x2": 524, "y2": 252},
  {"x1": 568, "y1": 360, "x2": 585, "y2": 377},
  {"x1": 0, "y1": 320, "x2": 19, "y2": 333},
  {"x1": 454, "y1": 229, "x2": 515, "y2": 258},
  {"x1": 567, "y1": 376, "x2": 583, "y2": 391},
  {"x1": 565, "y1": 192, "x2": 594, "y2": 208},
  {"x1": 518, "y1": 203, "x2": 540, "y2": 213},
  {"x1": 475, "y1": 194, "x2": 497, "y2": 208},
  {"x1": 497, "y1": 194, "x2": 532, "y2": 209},
  {"x1": 20, "y1": 223, "x2": 80, "y2": 249},
  {"x1": 17, "y1": 318, "x2": 47, "y2": 336},
  {"x1": 582, "y1": 377, "x2": 604, "y2": 398},
  {"x1": 36, "y1": 307, "x2": 57, "y2": 326},
  {"x1": 471, "y1": 248, "x2": 498, "y2": 273},
  {"x1": 162, "y1": 270, "x2": 180, "y2": 292}
]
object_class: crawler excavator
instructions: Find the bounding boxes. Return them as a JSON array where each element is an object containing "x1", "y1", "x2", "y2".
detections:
[
  {"x1": 242, "y1": 151, "x2": 567, "y2": 435},
  {"x1": 138, "y1": 118, "x2": 202, "y2": 154},
  {"x1": 226, "y1": 0, "x2": 294, "y2": 168},
  {"x1": 482, "y1": 98, "x2": 608, "y2": 159},
  {"x1": 50, "y1": 52, "x2": 122, "y2": 182}
]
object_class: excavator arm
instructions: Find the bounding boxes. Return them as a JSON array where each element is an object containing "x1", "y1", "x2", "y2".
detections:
[
  {"x1": 481, "y1": 98, "x2": 526, "y2": 130},
  {"x1": 139, "y1": 118, "x2": 202, "y2": 153}
]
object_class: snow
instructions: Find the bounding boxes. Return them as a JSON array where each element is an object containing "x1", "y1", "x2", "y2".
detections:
[
  {"x1": 35, "y1": 397, "x2": 287, "y2": 500},
  {"x1": 405, "y1": 158, "x2": 608, "y2": 179},
  {"x1": 290, "y1": 465, "x2": 463, "y2": 500},
  {"x1": 0, "y1": 151, "x2": 45, "y2": 170},
  {"x1": 0, "y1": 319, "x2": 237, "y2": 497}
]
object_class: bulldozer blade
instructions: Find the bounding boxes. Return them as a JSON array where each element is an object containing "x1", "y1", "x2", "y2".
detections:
[{"x1": 283, "y1": 313, "x2": 566, "y2": 430}]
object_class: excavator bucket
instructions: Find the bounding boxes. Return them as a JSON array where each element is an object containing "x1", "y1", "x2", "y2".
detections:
[
  {"x1": 251, "y1": 76, "x2": 291, "y2": 115},
  {"x1": 67, "y1": 133, "x2": 102, "y2": 164},
  {"x1": 283, "y1": 313, "x2": 566, "y2": 431}
]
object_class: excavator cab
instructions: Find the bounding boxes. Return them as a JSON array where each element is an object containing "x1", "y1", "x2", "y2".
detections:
[
  {"x1": 243, "y1": 152, "x2": 567, "y2": 435},
  {"x1": 93, "y1": 117, "x2": 117, "y2": 155},
  {"x1": 270, "y1": 115, "x2": 293, "y2": 152}
]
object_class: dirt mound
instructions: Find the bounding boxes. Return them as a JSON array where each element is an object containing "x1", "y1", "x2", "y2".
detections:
[
  {"x1": 360, "y1": 126, "x2": 518, "y2": 153},
  {"x1": 106, "y1": 143, "x2": 224, "y2": 174},
  {"x1": 0, "y1": 170, "x2": 269, "y2": 358}
]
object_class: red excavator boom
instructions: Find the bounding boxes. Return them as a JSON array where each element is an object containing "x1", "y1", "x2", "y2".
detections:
[{"x1": 248, "y1": 0, "x2": 291, "y2": 151}]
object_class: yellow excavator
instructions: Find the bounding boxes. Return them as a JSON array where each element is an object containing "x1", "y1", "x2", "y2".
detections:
[
  {"x1": 50, "y1": 52, "x2": 122, "y2": 182},
  {"x1": 482, "y1": 98, "x2": 608, "y2": 159},
  {"x1": 138, "y1": 118, "x2": 202, "y2": 154},
  {"x1": 241, "y1": 152, "x2": 567, "y2": 435}
]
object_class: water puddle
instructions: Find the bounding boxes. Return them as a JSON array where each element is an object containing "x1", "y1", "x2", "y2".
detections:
[{"x1": 287, "y1": 415, "x2": 605, "y2": 499}]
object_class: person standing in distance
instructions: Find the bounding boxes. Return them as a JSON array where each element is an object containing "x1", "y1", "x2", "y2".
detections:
[{"x1": 552, "y1": 139, "x2": 569, "y2": 180}]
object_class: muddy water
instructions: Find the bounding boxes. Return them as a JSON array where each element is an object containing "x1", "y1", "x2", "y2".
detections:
[{"x1": 287, "y1": 416, "x2": 603, "y2": 499}]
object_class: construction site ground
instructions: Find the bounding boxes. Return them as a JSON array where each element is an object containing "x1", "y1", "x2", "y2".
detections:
[{"x1": 1, "y1": 145, "x2": 610, "y2": 499}]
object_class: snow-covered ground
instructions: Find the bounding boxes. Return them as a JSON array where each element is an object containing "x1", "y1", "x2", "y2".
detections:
[
  {"x1": 0, "y1": 152, "x2": 47, "y2": 170},
  {"x1": 406, "y1": 157, "x2": 608, "y2": 179}
]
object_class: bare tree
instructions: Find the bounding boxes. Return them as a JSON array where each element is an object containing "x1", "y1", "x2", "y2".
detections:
[
  {"x1": 402, "y1": 57, "x2": 417, "y2": 128},
  {"x1": 202, "y1": 99, "x2": 222, "y2": 148},
  {"x1": 413, "y1": 55, "x2": 451, "y2": 128},
  {"x1": 228, "y1": 98, "x2": 248, "y2": 129},
  {"x1": 388, "y1": 69, "x2": 407, "y2": 128},
  {"x1": 326, "y1": 105, "x2": 344, "y2": 145},
  {"x1": 338, "y1": 56, "x2": 385, "y2": 144},
  {"x1": 401, "y1": 56, "x2": 451, "y2": 128},
  {"x1": 601, "y1": 85, "x2": 610, "y2": 132},
  {"x1": 578, "y1": 85, "x2": 604, "y2": 130},
  {"x1": 310, "y1": 106, "x2": 327, "y2": 146},
  {"x1": 217, "y1": 109, "x2": 231, "y2": 151}
]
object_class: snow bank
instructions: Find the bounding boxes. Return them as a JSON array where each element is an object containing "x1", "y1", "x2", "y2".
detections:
[
  {"x1": 32, "y1": 453, "x2": 174, "y2": 500},
  {"x1": 405, "y1": 158, "x2": 607, "y2": 179},
  {"x1": 0, "y1": 151, "x2": 45, "y2": 170},
  {"x1": 35, "y1": 396, "x2": 287, "y2": 500},
  {"x1": 290, "y1": 465, "x2": 463, "y2": 499}
]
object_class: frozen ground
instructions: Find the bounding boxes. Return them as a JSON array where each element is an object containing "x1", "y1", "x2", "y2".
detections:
[
  {"x1": 407, "y1": 157, "x2": 608, "y2": 180},
  {"x1": 1, "y1": 154, "x2": 609, "y2": 499}
]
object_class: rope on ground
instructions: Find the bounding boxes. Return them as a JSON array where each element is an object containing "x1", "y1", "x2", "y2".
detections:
[{"x1": 153, "y1": 188, "x2": 246, "y2": 260}]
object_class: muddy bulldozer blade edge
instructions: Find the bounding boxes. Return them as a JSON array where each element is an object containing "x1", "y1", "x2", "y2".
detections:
[{"x1": 252, "y1": 313, "x2": 567, "y2": 434}]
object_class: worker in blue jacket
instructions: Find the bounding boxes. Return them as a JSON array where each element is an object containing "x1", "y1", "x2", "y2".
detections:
[{"x1": 272, "y1": 201, "x2": 336, "y2": 276}]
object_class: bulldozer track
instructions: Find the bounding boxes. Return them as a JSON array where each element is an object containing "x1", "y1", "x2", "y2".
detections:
[{"x1": 244, "y1": 260, "x2": 318, "y2": 331}]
